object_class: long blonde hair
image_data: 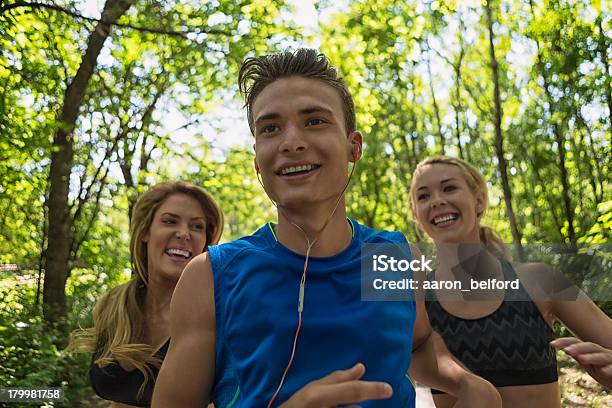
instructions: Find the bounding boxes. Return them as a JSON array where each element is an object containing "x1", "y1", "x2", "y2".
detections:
[
  {"x1": 409, "y1": 156, "x2": 509, "y2": 258},
  {"x1": 67, "y1": 181, "x2": 223, "y2": 394}
]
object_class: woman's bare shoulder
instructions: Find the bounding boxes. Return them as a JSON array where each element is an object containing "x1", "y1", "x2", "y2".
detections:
[{"x1": 512, "y1": 261, "x2": 577, "y2": 298}]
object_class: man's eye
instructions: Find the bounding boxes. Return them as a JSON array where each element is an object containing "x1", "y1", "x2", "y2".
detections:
[
  {"x1": 306, "y1": 118, "x2": 326, "y2": 126},
  {"x1": 260, "y1": 125, "x2": 280, "y2": 134}
]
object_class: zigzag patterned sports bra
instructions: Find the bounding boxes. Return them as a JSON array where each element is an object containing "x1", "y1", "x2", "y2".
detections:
[{"x1": 426, "y1": 259, "x2": 558, "y2": 393}]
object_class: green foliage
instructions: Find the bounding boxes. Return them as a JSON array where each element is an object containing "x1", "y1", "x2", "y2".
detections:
[
  {"x1": 0, "y1": 0, "x2": 609, "y2": 403},
  {"x1": 0, "y1": 0, "x2": 297, "y2": 399},
  {"x1": 0, "y1": 0, "x2": 298, "y2": 311},
  {"x1": 320, "y1": 0, "x2": 609, "y2": 247},
  {"x1": 189, "y1": 146, "x2": 275, "y2": 241},
  {"x1": 0, "y1": 268, "x2": 120, "y2": 407}
]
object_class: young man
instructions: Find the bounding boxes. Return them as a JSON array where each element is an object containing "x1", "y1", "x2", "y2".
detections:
[{"x1": 152, "y1": 49, "x2": 501, "y2": 407}]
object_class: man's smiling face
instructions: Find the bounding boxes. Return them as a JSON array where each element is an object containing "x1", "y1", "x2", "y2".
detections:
[{"x1": 252, "y1": 76, "x2": 360, "y2": 209}]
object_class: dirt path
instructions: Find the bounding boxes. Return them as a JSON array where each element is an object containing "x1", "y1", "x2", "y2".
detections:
[{"x1": 415, "y1": 352, "x2": 612, "y2": 408}]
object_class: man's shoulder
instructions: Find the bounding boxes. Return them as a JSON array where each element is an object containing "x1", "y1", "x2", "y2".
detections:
[
  {"x1": 213, "y1": 224, "x2": 273, "y2": 251},
  {"x1": 353, "y1": 219, "x2": 408, "y2": 245},
  {"x1": 207, "y1": 224, "x2": 274, "y2": 272}
]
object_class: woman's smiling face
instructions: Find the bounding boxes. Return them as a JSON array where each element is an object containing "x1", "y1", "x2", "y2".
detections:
[
  {"x1": 143, "y1": 193, "x2": 207, "y2": 285},
  {"x1": 411, "y1": 163, "x2": 485, "y2": 244}
]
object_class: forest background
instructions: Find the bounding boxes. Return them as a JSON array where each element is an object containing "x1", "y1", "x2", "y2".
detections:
[{"x1": 0, "y1": 0, "x2": 609, "y2": 406}]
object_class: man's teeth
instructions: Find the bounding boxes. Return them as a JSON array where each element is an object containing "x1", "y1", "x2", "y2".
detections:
[
  {"x1": 433, "y1": 214, "x2": 458, "y2": 225},
  {"x1": 166, "y1": 248, "x2": 190, "y2": 258},
  {"x1": 280, "y1": 164, "x2": 316, "y2": 175}
]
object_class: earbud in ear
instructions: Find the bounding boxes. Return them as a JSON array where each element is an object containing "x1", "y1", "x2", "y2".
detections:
[{"x1": 351, "y1": 142, "x2": 360, "y2": 161}]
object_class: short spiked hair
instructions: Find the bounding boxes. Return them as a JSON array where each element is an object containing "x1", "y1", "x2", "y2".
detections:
[{"x1": 238, "y1": 48, "x2": 356, "y2": 136}]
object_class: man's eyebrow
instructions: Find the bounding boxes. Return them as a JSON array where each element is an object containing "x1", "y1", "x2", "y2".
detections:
[
  {"x1": 254, "y1": 106, "x2": 334, "y2": 124},
  {"x1": 254, "y1": 112, "x2": 280, "y2": 124},
  {"x1": 299, "y1": 106, "x2": 334, "y2": 116}
]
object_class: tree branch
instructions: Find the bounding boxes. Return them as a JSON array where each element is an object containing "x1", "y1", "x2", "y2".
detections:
[
  {"x1": 71, "y1": 133, "x2": 121, "y2": 228},
  {"x1": 69, "y1": 165, "x2": 110, "y2": 268},
  {"x1": 0, "y1": 1, "x2": 233, "y2": 38}
]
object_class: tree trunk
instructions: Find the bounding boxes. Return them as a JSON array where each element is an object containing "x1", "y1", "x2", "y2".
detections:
[
  {"x1": 453, "y1": 20, "x2": 466, "y2": 159},
  {"x1": 573, "y1": 125, "x2": 598, "y2": 207},
  {"x1": 452, "y1": 55, "x2": 464, "y2": 159},
  {"x1": 549, "y1": 102, "x2": 576, "y2": 246},
  {"x1": 36, "y1": 194, "x2": 48, "y2": 307},
  {"x1": 576, "y1": 110, "x2": 605, "y2": 204},
  {"x1": 408, "y1": 76, "x2": 420, "y2": 162},
  {"x1": 530, "y1": 17, "x2": 576, "y2": 245},
  {"x1": 530, "y1": 155, "x2": 563, "y2": 240},
  {"x1": 43, "y1": 0, "x2": 135, "y2": 327},
  {"x1": 485, "y1": 0, "x2": 525, "y2": 260},
  {"x1": 425, "y1": 44, "x2": 445, "y2": 154},
  {"x1": 596, "y1": 14, "x2": 611, "y2": 142}
]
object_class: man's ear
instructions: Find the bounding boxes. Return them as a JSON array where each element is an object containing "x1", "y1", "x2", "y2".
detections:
[
  {"x1": 252, "y1": 143, "x2": 261, "y2": 174},
  {"x1": 348, "y1": 131, "x2": 363, "y2": 163}
]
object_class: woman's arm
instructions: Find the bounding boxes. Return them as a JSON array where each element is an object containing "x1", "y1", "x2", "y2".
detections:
[
  {"x1": 408, "y1": 245, "x2": 501, "y2": 407},
  {"x1": 552, "y1": 297, "x2": 612, "y2": 348},
  {"x1": 551, "y1": 337, "x2": 612, "y2": 388},
  {"x1": 517, "y1": 261, "x2": 612, "y2": 388},
  {"x1": 409, "y1": 299, "x2": 501, "y2": 407},
  {"x1": 550, "y1": 297, "x2": 612, "y2": 388}
]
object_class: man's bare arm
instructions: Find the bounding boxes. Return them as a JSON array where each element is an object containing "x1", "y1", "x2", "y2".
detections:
[{"x1": 152, "y1": 253, "x2": 216, "y2": 407}]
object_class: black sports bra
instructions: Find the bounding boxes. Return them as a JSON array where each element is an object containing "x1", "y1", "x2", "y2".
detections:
[
  {"x1": 426, "y1": 260, "x2": 558, "y2": 393},
  {"x1": 89, "y1": 339, "x2": 169, "y2": 407}
]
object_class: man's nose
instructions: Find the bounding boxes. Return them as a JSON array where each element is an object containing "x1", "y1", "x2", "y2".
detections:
[{"x1": 280, "y1": 124, "x2": 307, "y2": 153}]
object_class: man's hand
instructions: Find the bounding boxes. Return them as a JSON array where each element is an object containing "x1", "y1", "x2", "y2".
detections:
[
  {"x1": 279, "y1": 363, "x2": 393, "y2": 408},
  {"x1": 452, "y1": 373, "x2": 501, "y2": 408},
  {"x1": 552, "y1": 337, "x2": 612, "y2": 389}
]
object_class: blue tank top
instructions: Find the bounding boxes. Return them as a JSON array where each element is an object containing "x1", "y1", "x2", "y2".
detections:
[{"x1": 208, "y1": 220, "x2": 416, "y2": 407}]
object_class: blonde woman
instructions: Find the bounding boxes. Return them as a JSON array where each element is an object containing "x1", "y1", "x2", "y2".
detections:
[
  {"x1": 409, "y1": 155, "x2": 612, "y2": 408},
  {"x1": 69, "y1": 181, "x2": 223, "y2": 407}
]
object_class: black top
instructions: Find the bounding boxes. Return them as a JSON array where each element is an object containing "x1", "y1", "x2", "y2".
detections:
[
  {"x1": 426, "y1": 260, "x2": 558, "y2": 393},
  {"x1": 89, "y1": 339, "x2": 170, "y2": 407}
]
